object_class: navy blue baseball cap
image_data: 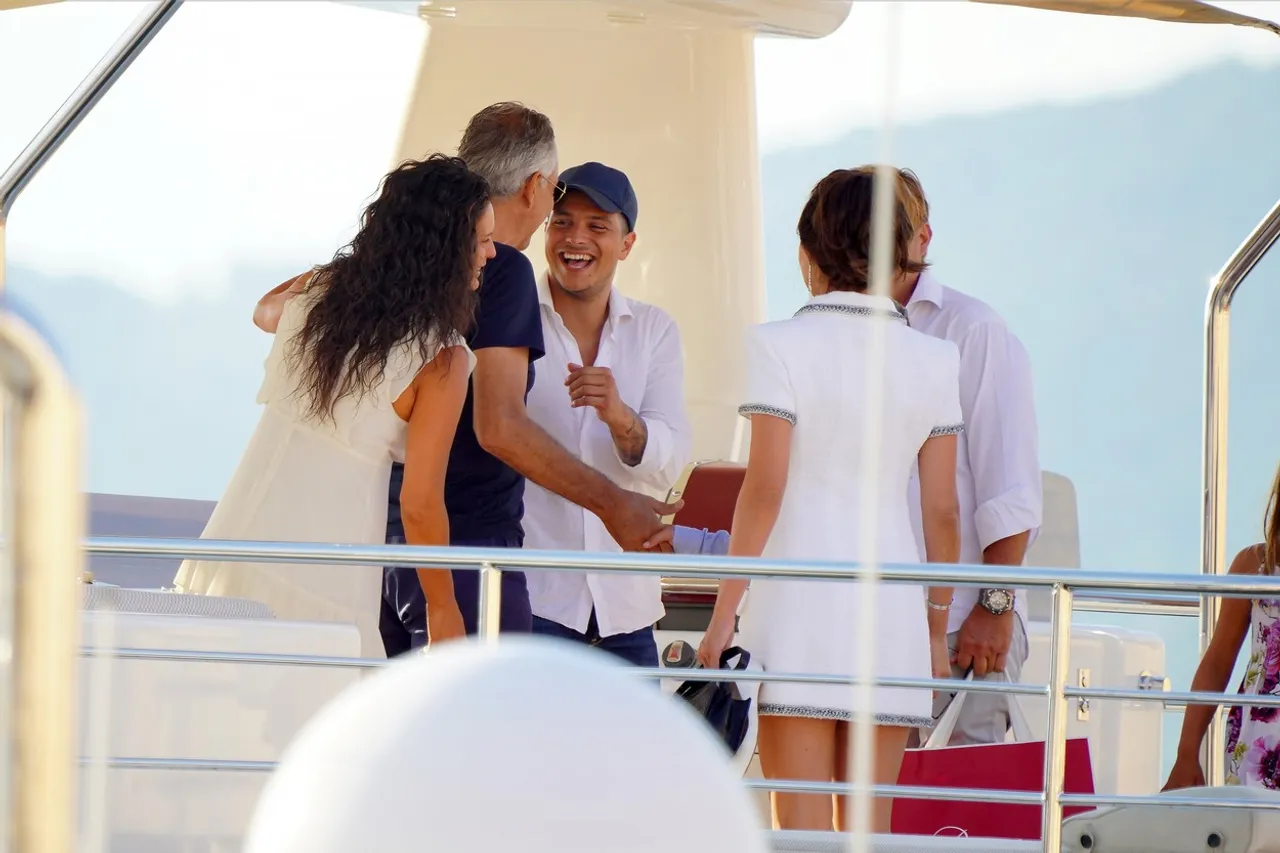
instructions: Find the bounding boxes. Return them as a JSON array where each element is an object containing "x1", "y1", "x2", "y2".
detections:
[{"x1": 557, "y1": 162, "x2": 638, "y2": 233}]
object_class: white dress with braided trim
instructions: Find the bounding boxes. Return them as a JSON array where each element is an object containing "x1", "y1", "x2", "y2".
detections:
[
  {"x1": 735, "y1": 289, "x2": 963, "y2": 727},
  {"x1": 173, "y1": 292, "x2": 473, "y2": 659}
]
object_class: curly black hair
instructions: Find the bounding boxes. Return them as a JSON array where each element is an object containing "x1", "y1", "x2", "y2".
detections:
[
  {"x1": 289, "y1": 154, "x2": 490, "y2": 422},
  {"x1": 797, "y1": 168, "x2": 928, "y2": 293}
]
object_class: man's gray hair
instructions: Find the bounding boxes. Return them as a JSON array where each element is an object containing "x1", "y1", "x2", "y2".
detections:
[{"x1": 457, "y1": 102, "x2": 558, "y2": 199}]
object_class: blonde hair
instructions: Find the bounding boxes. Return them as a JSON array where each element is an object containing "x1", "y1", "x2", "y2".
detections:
[
  {"x1": 1264, "y1": 462, "x2": 1280, "y2": 575},
  {"x1": 852, "y1": 165, "x2": 929, "y2": 232}
]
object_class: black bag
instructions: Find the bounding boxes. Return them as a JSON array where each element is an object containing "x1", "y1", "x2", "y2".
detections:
[{"x1": 674, "y1": 647, "x2": 753, "y2": 756}]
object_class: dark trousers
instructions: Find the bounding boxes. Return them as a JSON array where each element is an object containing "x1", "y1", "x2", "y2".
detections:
[
  {"x1": 379, "y1": 533, "x2": 532, "y2": 658},
  {"x1": 531, "y1": 610, "x2": 659, "y2": 668}
]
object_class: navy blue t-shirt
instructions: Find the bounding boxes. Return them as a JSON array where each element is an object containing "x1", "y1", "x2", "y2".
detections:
[{"x1": 387, "y1": 242, "x2": 545, "y2": 544}]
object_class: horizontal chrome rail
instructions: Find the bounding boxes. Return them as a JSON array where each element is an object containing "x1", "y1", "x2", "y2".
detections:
[
  {"x1": 658, "y1": 579, "x2": 719, "y2": 595},
  {"x1": 1071, "y1": 590, "x2": 1199, "y2": 617},
  {"x1": 1062, "y1": 684, "x2": 1280, "y2": 708},
  {"x1": 79, "y1": 754, "x2": 1279, "y2": 814},
  {"x1": 751, "y1": 783, "x2": 1279, "y2": 814},
  {"x1": 72, "y1": 646, "x2": 1048, "y2": 694},
  {"x1": 663, "y1": 578, "x2": 1201, "y2": 617},
  {"x1": 82, "y1": 647, "x2": 385, "y2": 670},
  {"x1": 748, "y1": 779, "x2": 1043, "y2": 805},
  {"x1": 84, "y1": 536, "x2": 1280, "y2": 598},
  {"x1": 1058, "y1": 792, "x2": 1280, "y2": 811},
  {"x1": 72, "y1": 755, "x2": 1041, "y2": 806},
  {"x1": 77, "y1": 644, "x2": 1280, "y2": 708},
  {"x1": 99, "y1": 643, "x2": 1280, "y2": 706},
  {"x1": 84, "y1": 757, "x2": 274, "y2": 773}
]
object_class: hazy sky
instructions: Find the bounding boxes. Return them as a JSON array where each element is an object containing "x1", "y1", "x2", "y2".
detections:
[
  {"x1": 753, "y1": 1, "x2": 1280, "y2": 149},
  {"x1": 2, "y1": 0, "x2": 1279, "y2": 300}
]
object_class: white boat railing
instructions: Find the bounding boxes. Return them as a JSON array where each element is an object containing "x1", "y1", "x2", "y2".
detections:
[{"x1": 80, "y1": 535, "x2": 1280, "y2": 851}]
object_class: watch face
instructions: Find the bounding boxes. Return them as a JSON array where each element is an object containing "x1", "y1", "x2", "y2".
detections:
[{"x1": 984, "y1": 589, "x2": 1013, "y2": 613}]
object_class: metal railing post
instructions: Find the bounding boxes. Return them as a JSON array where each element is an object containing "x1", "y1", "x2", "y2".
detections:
[
  {"x1": 0, "y1": 0, "x2": 184, "y2": 222},
  {"x1": 1041, "y1": 582, "x2": 1073, "y2": 852},
  {"x1": 475, "y1": 561, "x2": 502, "y2": 643},
  {"x1": 1199, "y1": 194, "x2": 1280, "y2": 786},
  {"x1": 0, "y1": 312, "x2": 84, "y2": 853}
]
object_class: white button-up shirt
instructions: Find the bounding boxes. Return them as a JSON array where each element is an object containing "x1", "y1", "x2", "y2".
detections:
[
  {"x1": 905, "y1": 271, "x2": 1043, "y2": 633},
  {"x1": 524, "y1": 275, "x2": 693, "y2": 637}
]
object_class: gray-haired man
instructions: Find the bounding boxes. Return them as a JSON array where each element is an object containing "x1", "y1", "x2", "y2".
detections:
[{"x1": 380, "y1": 103, "x2": 679, "y2": 655}]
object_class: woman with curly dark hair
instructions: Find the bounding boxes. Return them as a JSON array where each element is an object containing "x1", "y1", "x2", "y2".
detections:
[{"x1": 174, "y1": 154, "x2": 495, "y2": 657}]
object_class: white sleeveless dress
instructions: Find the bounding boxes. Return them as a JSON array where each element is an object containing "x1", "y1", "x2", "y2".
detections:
[
  {"x1": 735, "y1": 289, "x2": 963, "y2": 728},
  {"x1": 173, "y1": 292, "x2": 473, "y2": 658}
]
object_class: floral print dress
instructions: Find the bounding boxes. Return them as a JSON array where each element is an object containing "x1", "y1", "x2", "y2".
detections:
[{"x1": 1225, "y1": 593, "x2": 1280, "y2": 788}]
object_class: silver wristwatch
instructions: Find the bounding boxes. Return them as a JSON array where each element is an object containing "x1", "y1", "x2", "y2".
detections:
[{"x1": 979, "y1": 588, "x2": 1015, "y2": 615}]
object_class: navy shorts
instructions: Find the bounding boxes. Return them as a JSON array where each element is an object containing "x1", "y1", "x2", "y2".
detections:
[
  {"x1": 531, "y1": 610, "x2": 659, "y2": 668},
  {"x1": 379, "y1": 533, "x2": 531, "y2": 658}
]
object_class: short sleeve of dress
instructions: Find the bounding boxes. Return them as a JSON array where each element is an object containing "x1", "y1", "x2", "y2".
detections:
[
  {"x1": 930, "y1": 342, "x2": 964, "y2": 438},
  {"x1": 384, "y1": 331, "x2": 475, "y2": 406},
  {"x1": 737, "y1": 323, "x2": 796, "y2": 426},
  {"x1": 451, "y1": 333, "x2": 479, "y2": 375}
]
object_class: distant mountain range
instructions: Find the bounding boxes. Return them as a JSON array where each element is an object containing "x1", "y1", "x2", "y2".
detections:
[
  {"x1": 8, "y1": 59, "x2": 1280, "y2": 584},
  {"x1": 758, "y1": 59, "x2": 1280, "y2": 578},
  {"x1": 7, "y1": 260, "x2": 294, "y2": 500}
]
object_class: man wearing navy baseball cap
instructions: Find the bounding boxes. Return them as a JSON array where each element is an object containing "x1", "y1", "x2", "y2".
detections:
[
  {"x1": 521, "y1": 162, "x2": 693, "y2": 666},
  {"x1": 557, "y1": 161, "x2": 639, "y2": 233}
]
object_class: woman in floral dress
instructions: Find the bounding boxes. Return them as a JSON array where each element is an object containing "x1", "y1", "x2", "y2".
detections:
[{"x1": 1164, "y1": 464, "x2": 1280, "y2": 790}]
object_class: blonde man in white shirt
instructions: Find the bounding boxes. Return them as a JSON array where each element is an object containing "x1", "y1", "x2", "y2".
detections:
[
  {"x1": 872, "y1": 166, "x2": 1043, "y2": 746},
  {"x1": 524, "y1": 162, "x2": 693, "y2": 666}
]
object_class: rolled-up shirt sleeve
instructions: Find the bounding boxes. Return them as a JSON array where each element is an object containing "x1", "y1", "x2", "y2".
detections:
[
  {"x1": 737, "y1": 323, "x2": 796, "y2": 426},
  {"x1": 672, "y1": 525, "x2": 731, "y2": 556},
  {"x1": 957, "y1": 321, "x2": 1043, "y2": 552},
  {"x1": 619, "y1": 315, "x2": 692, "y2": 489}
]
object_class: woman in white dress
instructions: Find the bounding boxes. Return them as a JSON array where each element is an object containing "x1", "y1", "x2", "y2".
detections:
[
  {"x1": 698, "y1": 169, "x2": 962, "y2": 832},
  {"x1": 174, "y1": 154, "x2": 495, "y2": 658}
]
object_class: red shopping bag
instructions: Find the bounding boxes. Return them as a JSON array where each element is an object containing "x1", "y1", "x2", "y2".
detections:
[{"x1": 890, "y1": 681, "x2": 1096, "y2": 840}]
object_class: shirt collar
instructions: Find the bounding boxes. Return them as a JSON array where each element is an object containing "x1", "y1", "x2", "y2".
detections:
[
  {"x1": 539, "y1": 272, "x2": 633, "y2": 322},
  {"x1": 797, "y1": 289, "x2": 909, "y2": 324},
  {"x1": 905, "y1": 270, "x2": 944, "y2": 310}
]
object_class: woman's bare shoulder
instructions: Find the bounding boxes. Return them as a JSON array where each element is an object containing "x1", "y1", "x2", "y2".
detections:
[{"x1": 1227, "y1": 544, "x2": 1266, "y2": 575}]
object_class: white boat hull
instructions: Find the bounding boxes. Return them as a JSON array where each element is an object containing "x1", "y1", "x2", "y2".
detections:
[
  {"x1": 78, "y1": 596, "x2": 361, "y2": 852},
  {"x1": 76, "y1": 590, "x2": 1164, "y2": 850}
]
